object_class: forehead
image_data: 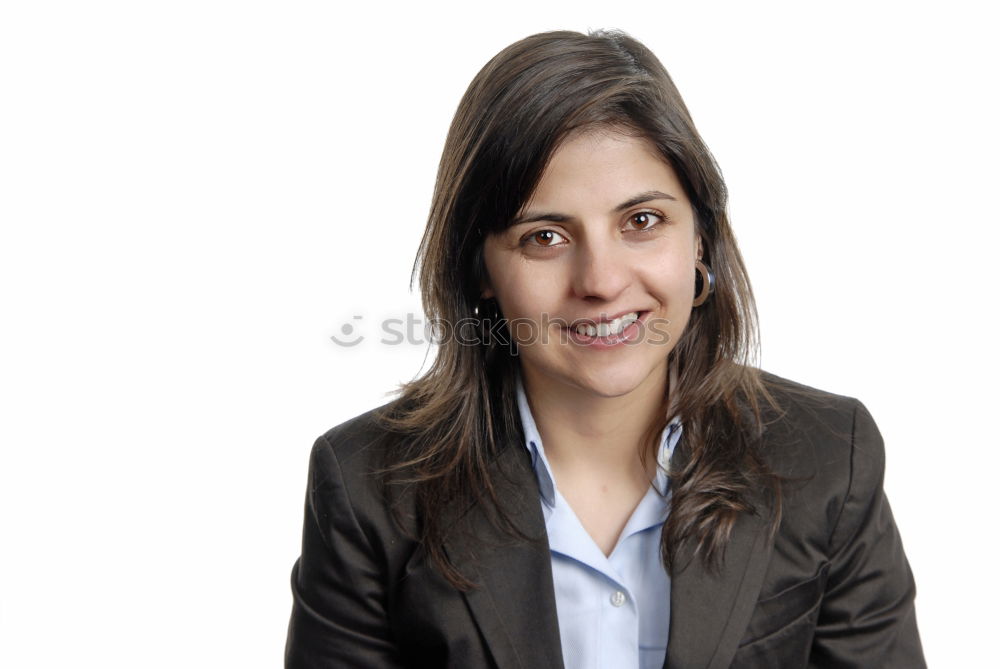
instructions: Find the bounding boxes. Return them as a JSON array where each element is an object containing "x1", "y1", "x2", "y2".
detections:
[{"x1": 521, "y1": 128, "x2": 686, "y2": 211}]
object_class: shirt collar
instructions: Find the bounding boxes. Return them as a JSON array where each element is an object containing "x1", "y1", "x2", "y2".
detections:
[{"x1": 515, "y1": 373, "x2": 683, "y2": 508}]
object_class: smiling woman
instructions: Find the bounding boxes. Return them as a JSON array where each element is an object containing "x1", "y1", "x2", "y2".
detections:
[
  {"x1": 482, "y1": 130, "x2": 699, "y2": 402},
  {"x1": 481, "y1": 130, "x2": 702, "y2": 559},
  {"x1": 285, "y1": 29, "x2": 925, "y2": 669}
]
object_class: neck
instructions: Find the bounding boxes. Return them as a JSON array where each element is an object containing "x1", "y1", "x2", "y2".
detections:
[{"x1": 520, "y1": 364, "x2": 670, "y2": 481}]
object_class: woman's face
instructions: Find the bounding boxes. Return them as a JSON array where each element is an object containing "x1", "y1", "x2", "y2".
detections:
[{"x1": 482, "y1": 128, "x2": 701, "y2": 401}]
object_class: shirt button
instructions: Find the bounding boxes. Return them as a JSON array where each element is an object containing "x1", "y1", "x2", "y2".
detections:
[{"x1": 610, "y1": 591, "x2": 627, "y2": 607}]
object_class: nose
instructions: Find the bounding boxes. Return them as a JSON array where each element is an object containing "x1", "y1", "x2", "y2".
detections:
[{"x1": 570, "y1": 233, "x2": 630, "y2": 303}]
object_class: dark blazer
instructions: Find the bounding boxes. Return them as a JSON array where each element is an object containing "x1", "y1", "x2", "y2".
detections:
[{"x1": 285, "y1": 372, "x2": 925, "y2": 668}]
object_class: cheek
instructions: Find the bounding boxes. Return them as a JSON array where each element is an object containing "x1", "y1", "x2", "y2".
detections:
[
  {"x1": 499, "y1": 283, "x2": 552, "y2": 321},
  {"x1": 676, "y1": 265, "x2": 697, "y2": 301},
  {"x1": 648, "y1": 253, "x2": 696, "y2": 300},
  {"x1": 482, "y1": 247, "x2": 518, "y2": 306},
  {"x1": 487, "y1": 266, "x2": 551, "y2": 319},
  {"x1": 483, "y1": 245, "x2": 560, "y2": 318}
]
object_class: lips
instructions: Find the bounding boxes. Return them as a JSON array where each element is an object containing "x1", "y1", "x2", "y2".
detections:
[
  {"x1": 570, "y1": 311, "x2": 638, "y2": 338},
  {"x1": 563, "y1": 310, "x2": 650, "y2": 347},
  {"x1": 569, "y1": 309, "x2": 650, "y2": 328}
]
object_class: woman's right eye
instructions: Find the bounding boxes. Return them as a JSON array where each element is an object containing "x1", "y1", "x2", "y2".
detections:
[{"x1": 521, "y1": 229, "x2": 567, "y2": 247}]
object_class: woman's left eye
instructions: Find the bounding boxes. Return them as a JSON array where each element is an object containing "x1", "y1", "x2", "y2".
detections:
[{"x1": 626, "y1": 211, "x2": 665, "y2": 231}]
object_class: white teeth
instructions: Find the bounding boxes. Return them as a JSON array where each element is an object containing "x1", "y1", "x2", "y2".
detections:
[{"x1": 574, "y1": 311, "x2": 639, "y2": 338}]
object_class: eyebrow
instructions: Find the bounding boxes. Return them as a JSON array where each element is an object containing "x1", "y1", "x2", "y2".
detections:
[{"x1": 512, "y1": 190, "x2": 678, "y2": 226}]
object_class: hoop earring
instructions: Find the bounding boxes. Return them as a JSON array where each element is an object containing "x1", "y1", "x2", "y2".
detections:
[
  {"x1": 474, "y1": 298, "x2": 517, "y2": 356},
  {"x1": 693, "y1": 260, "x2": 716, "y2": 307},
  {"x1": 472, "y1": 298, "x2": 499, "y2": 321},
  {"x1": 473, "y1": 297, "x2": 501, "y2": 346}
]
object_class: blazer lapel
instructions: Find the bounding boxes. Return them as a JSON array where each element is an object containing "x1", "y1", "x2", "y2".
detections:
[
  {"x1": 665, "y1": 504, "x2": 774, "y2": 668},
  {"x1": 438, "y1": 411, "x2": 777, "y2": 669},
  {"x1": 443, "y1": 442, "x2": 565, "y2": 669},
  {"x1": 664, "y1": 429, "x2": 777, "y2": 669}
]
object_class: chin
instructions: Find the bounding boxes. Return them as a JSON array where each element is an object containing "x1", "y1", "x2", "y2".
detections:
[
  {"x1": 521, "y1": 348, "x2": 668, "y2": 400},
  {"x1": 567, "y1": 365, "x2": 656, "y2": 399}
]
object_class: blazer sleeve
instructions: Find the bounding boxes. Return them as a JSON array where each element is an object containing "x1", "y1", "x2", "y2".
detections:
[
  {"x1": 809, "y1": 400, "x2": 926, "y2": 668},
  {"x1": 285, "y1": 433, "x2": 407, "y2": 669}
]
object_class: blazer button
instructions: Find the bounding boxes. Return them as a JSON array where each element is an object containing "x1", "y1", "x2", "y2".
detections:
[{"x1": 610, "y1": 591, "x2": 627, "y2": 607}]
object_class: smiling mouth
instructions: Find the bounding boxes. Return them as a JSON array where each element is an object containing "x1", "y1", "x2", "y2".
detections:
[
  {"x1": 569, "y1": 311, "x2": 640, "y2": 337},
  {"x1": 561, "y1": 310, "x2": 651, "y2": 345}
]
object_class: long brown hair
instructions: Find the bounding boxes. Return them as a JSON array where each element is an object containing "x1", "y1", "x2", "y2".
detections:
[{"x1": 376, "y1": 28, "x2": 785, "y2": 589}]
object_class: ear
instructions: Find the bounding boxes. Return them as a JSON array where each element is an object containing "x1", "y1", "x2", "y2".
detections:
[{"x1": 696, "y1": 235, "x2": 704, "y2": 261}]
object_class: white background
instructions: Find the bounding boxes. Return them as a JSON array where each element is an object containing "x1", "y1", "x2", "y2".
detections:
[{"x1": 1, "y1": 1, "x2": 996, "y2": 666}]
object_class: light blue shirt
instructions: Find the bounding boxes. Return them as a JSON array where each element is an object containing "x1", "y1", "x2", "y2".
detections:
[{"x1": 516, "y1": 376, "x2": 683, "y2": 669}]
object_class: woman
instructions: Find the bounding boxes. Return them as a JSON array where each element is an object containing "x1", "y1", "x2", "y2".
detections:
[{"x1": 285, "y1": 29, "x2": 925, "y2": 668}]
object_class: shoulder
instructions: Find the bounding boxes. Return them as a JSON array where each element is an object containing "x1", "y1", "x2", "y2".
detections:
[
  {"x1": 311, "y1": 393, "x2": 433, "y2": 482},
  {"x1": 306, "y1": 399, "x2": 417, "y2": 561},
  {"x1": 736, "y1": 374, "x2": 923, "y2": 664},
  {"x1": 313, "y1": 400, "x2": 401, "y2": 470},
  {"x1": 755, "y1": 370, "x2": 883, "y2": 476},
  {"x1": 753, "y1": 370, "x2": 888, "y2": 551}
]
